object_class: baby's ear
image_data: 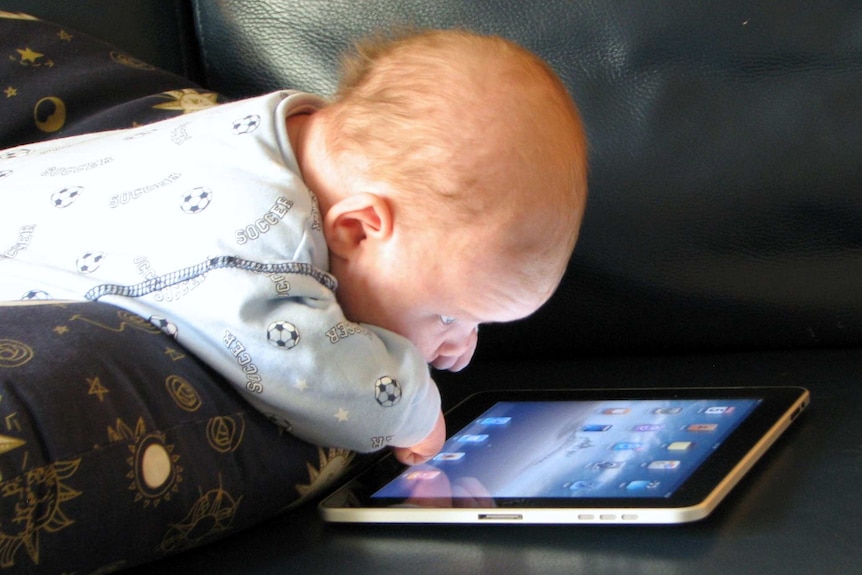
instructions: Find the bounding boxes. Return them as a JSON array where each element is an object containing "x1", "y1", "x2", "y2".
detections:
[{"x1": 323, "y1": 192, "x2": 393, "y2": 256}]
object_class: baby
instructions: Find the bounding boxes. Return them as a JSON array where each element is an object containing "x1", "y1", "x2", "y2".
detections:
[{"x1": 0, "y1": 29, "x2": 588, "y2": 464}]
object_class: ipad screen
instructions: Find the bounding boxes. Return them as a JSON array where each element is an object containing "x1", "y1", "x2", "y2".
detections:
[{"x1": 372, "y1": 398, "x2": 760, "y2": 500}]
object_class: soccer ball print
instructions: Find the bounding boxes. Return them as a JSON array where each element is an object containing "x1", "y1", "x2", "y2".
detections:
[
  {"x1": 76, "y1": 251, "x2": 105, "y2": 273},
  {"x1": 374, "y1": 376, "x2": 402, "y2": 407},
  {"x1": 180, "y1": 187, "x2": 212, "y2": 214},
  {"x1": 267, "y1": 321, "x2": 300, "y2": 349},
  {"x1": 149, "y1": 315, "x2": 179, "y2": 339},
  {"x1": 51, "y1": 186, "x2": 83, "y2": 208},
  {"x1": 231, "y1": 114, "x2": 261, "y2": 135},
  {"x1": 21, "y1": 289, "x2": 50, "y2": 301}
]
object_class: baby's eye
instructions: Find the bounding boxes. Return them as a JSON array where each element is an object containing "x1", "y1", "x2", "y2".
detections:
[{"x1": 439, "y1": 315, "x2": 457, "y2": 326}]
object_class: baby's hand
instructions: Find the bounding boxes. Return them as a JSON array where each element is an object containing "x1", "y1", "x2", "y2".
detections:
[{"x1": 392, "y1": 410, "x2": 446, "y2": 465}]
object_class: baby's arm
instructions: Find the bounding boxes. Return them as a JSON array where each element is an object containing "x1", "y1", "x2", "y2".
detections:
[
  {"x1": 205, "y1": 278, "x2": 442, "y2": 454},
  {"x1": 392, "y1": 409, "x2": 446, "y2": 465}
]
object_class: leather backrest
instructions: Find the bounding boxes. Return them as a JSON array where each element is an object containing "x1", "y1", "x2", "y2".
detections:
[{"x1": 195, "y1": 0, "x2": 862, "y2": 357}]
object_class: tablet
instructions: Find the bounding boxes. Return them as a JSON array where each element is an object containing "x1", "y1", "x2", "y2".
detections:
[{"x1": 319, "y1": 386, "x2": 809, "y2": 524}]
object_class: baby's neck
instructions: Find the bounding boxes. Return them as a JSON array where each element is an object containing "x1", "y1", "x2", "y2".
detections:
[{"x1": 286, "y1": 111, "x2": 342, "y2": 218}]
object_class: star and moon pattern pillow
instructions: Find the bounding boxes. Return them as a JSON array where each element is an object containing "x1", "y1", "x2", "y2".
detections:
[{"x1": 0, "y1": 13, "x2": 355, "y2": 574}]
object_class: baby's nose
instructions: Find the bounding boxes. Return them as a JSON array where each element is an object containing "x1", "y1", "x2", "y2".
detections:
[
  {"x1": 440, "y1": 325, "x2": 477, "y2": 355},
  {"x1": 432, "y1": 327, "x2": 478, "y2": 371}
]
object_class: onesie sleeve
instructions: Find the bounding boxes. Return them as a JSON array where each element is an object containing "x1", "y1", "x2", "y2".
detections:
[{"x1": 179, "y1": 269, "x2": 442, "y2": 454}]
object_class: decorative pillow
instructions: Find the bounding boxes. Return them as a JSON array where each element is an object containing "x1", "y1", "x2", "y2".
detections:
[
  {"x1": 0, "y1": 11, "x2": 224, "y2": 148},
  {"x1": 0, "y1": 302, "x2": 355, "y2": 573},
  {"x1": 0, "y1": 14, "x2": 356, "y2": 574}
]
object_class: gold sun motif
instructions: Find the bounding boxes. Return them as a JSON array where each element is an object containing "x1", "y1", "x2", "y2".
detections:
[
  {"x1": 108, "y1": 417, "x2": 183, "y2": 508},
  {"x1": 0, "y1": 458, "x2": 82, "y2": 568},
  {"x1": 291, "y1": 447, "x2": 355, "y2": 508},
  {"x1": 152, "y1": 89, "x2": 219, "y2": 114},
  {"x1": 0, "y1": 434, "x2": 26, "y2": 457}
]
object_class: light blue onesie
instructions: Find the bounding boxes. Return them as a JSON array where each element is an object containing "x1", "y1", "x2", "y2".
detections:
[{"x1": 0, "y1": 91, "x2": 440, "y2": 452}]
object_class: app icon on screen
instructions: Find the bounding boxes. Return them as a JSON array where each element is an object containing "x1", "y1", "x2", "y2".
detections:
[
  {"x1": 647, "y1": 460, "x2": 681, "y2": 470},
  {"x1": 667, "y1": 441, "x2": 695, "y2": 451},
  {"x1": 602, "y1": 408, "x2": 631, "y2": 415},
  {"x1": 653, "y1": 407, "x2": 683, "y2": 415},
  {"x1": 565, "y1": 480, "x2": 597, "y2": 493},
  {"x1": 479, "y1": 417, "x2": 512, "y2": 425},
  {"x1": 406, "y1": 470, "x2": 442, "y2": 480},
  {"x1": 587, "y1": 461, "x2": 624, "y2": 470},
  {"x1": 455, "y1": 434, "x2": 489, "y2": 443},
  {"x1": 433, "y1": 452, "x2": 466, "y2": 462},
  {"x1": 687, "y1": 423, "x2": 718, "y2": 432},
  {"x1": 582, "y1": 424, "x2": 613, "y2": 432},
  {"x1": 623, "y1": 480, "x2": 661, "y2": 491},
  {"x1": 702, "y1": 406, "x2": 736, "y2": 415},
  {"x1": 631, "y1": 424, "x2": 664, "y2": 432},
  {"x1": 612, "y1": 442, "x2": 644, "y2": 451}
]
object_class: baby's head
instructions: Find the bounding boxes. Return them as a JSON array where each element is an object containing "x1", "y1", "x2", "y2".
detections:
[{"x1": 303, "y1": 29, "x2": 588, "y2": 370}]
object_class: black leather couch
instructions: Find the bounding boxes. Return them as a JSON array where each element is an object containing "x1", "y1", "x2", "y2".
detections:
[{"x1": 2, "y1": 1, "x2": 861, "y2": 574}]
